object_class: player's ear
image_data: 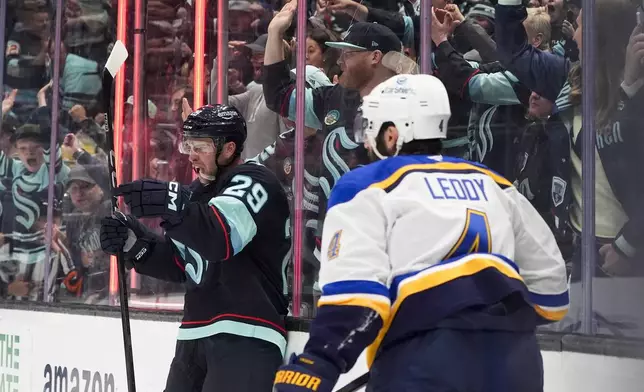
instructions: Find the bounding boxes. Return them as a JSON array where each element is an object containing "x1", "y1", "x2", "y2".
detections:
[
  {"x1": 376, "y1": 123, "x2": 399, "y2": 157},
  {"x1": 387, "y1": 125, "x2": 400, "y2": 155},
  {"x1": 225, "y1": 141, "x2": 238, "y2": 158},
  {"x1": 385, "y1": 125, "x2": 399, "y2": 149}
]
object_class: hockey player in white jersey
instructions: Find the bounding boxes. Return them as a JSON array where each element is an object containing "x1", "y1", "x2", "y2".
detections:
[{"x1": 272, "y1": 74, "x2": 569, "y2": 392}]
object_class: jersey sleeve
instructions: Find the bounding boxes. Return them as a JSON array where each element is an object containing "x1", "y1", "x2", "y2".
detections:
[
  {"x1": 134, "y1": 234, "x2": 188, "y2": 283},
  {"x1": 304, "y1": 175, "x2": 392, "y2": 373},
  {"x1": 163, "y1": 165, "x2": 284, "y2": 285},
  {"x1": 504, "y1": 186, "x2": 569, "y2": 323}
]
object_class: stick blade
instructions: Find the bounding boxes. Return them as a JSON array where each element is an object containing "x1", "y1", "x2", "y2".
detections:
[{"x1": 105, "y1": 41, "x2": 129, "y2": 78}]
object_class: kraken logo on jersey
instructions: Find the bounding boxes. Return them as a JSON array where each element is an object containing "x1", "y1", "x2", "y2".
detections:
[
  {"x1": 320, "y1": 127, "x2": 359, "y2": 198},
  {"x1": 472, "y1": 105, "x2": 498, "y2": 164},
  {"x1": 13, "y1": 179, "x2": 41, "y2": 230},
  {"x1": 171, "y1": 238, "x2": 209, "y2": 285}
]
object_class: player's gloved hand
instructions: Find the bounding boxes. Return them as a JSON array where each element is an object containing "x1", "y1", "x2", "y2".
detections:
[
  {"x1": 100, "y1": 212, "x2": 156, "y2": 269},
  {"x1": 273, "y1": 353, "x2": 339, "y2": 392},
  {"x1": 115, "y1": 179, "x2": 190, "y2": 225}
]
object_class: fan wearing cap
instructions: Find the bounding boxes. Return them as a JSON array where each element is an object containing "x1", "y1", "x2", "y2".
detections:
[
  {"x1": 250, "y1": 65, "x2": 334, "y2": 310},
  {"x1": 63, "y1": 165, "x2": 112, "y2": 299},
  {"x1": 0, "y1": 123, "x2": 69, "y2": 278},
  {"x1": 245, "y1": 33, "x2": 269, "y2": 84},
  {"x1": 0, "y1": 123, "x2": 69, "y2": 220},
  {"x1": 229, "y1": 0, "x2": 258, "y2": 42},
  {"x1": 66, "y1": 165, "x2": 105, "y2": 213},
  {"x1": 207, "y1": 33, "x2": 290, "y2": 159},
  {"x1": 264, "y1": 0, "x2": 408, "y2": 255}
]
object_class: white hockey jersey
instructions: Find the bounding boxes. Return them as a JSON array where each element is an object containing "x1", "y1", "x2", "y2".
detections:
[{"x1": 303, "y1": 154, "x2": 569, "y2": 373}]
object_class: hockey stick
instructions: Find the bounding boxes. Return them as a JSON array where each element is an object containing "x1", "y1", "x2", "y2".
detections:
[
  {"x1": 336, "y1": 372, "x2": 369, "y2": 392},
  {"x1": 103, "y1": 41, "x2": 137, "y2": 392}
]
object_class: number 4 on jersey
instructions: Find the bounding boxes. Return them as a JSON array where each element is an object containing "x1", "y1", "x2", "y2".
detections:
[{"x1": 444, "y1": 209, "x2": 491, "y2": 259}]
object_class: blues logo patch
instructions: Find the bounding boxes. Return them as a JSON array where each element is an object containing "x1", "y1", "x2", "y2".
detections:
[{"x1": 327, "y1": 230, "x2": 342, "y2": 261}]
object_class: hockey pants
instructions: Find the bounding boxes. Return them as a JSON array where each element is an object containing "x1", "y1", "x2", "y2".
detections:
[
  {"x1": 367, "y1": 328, "x2": 544, "y2": 392},
  {"x1": 164, "y1": 333, "x2": 282, "y2": 392}
]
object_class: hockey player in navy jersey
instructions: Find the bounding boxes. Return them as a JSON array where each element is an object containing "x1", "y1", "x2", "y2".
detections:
[
  {"x1": 273, "y1": 74, "x2": 569, "y2": 392},
  {"x1": 100, "y1": 105, "x2": 291, "y2": 391}
]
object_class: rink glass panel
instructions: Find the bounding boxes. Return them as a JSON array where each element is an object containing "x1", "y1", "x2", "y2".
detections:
[
  {"x1": 587, "y1": 0, "x2": 644, "y2": 339},
  {"x1": 1, "y1": 0, "x2": 642, "y2": 340}
]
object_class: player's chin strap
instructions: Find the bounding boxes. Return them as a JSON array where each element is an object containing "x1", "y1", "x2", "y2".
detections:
[
  {"x1": 366, "y1": 134, "x2": 401, "y2": 160},
  {"x1": 196, "y1": 168, "x2": 217, "y2": 183}
]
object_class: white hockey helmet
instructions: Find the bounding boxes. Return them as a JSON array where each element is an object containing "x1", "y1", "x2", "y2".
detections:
[{"x1": 356, "y1": 74, "x2": 451, "y2": 159}]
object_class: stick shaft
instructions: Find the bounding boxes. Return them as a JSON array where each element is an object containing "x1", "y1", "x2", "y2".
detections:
[{"x1": 102, "y1": 71, "x2": 137, "y2": 392}]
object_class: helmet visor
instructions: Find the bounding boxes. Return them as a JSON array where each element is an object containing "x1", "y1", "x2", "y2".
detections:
[{"x1": 179, "y1": 139, "x2": 216, "y2": 155}]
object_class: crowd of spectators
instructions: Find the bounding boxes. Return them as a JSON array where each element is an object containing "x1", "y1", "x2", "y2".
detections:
[{"x1": 1, "y1": 0, "x2": 643, "y2": 338}]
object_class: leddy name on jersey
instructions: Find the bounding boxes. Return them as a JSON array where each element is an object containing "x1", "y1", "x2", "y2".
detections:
[{"x1": 424, "y1": 176, "x2": 488, "y2": 202}]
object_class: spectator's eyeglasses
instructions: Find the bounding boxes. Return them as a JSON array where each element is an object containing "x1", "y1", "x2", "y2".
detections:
[
  {"x1": 339, "y1": 49, "x2": 367, "y2": 64},
  {"x1": 179, "y1": 139, "x2": 216, "y2": 155},
  {"x1": 68, "y1": 182, "x2": 95, "y2": 193}
]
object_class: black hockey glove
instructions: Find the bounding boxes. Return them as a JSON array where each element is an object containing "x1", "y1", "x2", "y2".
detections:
[
  {"x1": 273, "y1": 353, "x2": 339, "y2": 392},
  {"x1": 115, "y1": 180, "x2": 190, "y2": 225},
  {"x1": 100, "y1": 212, "x2": 156, "y2": 269}
]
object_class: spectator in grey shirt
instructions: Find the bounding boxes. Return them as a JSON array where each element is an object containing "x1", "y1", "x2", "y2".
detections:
[{"x1": 210, "y1": 34, "x2": 288, "y2": 160}]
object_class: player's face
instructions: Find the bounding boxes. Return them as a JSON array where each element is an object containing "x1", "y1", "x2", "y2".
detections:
[{"x1": 183, "y1": 137, "x2": 218, "y2": 180}]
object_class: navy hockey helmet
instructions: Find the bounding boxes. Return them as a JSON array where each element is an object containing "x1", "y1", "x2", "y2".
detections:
[{"x1": 182, "y1": 104, "x2": 247, "y2": 158}]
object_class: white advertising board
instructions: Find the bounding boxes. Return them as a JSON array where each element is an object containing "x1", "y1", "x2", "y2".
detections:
[{"x1": 1, "y1": 308, "x2": 643, "y2": 391}]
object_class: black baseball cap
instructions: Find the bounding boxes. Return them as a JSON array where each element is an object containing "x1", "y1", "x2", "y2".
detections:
[
  {"x1": 325, "y1": 22, "x2": 402, "y2": 54},
  {"x1": 245, "y1": 34, "x2": 268, "y2": 53}
]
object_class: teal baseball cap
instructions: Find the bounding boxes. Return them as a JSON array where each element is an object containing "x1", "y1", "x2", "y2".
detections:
[{"x1": 287, "y1": 66, "x2": 333, "y2": 130}]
